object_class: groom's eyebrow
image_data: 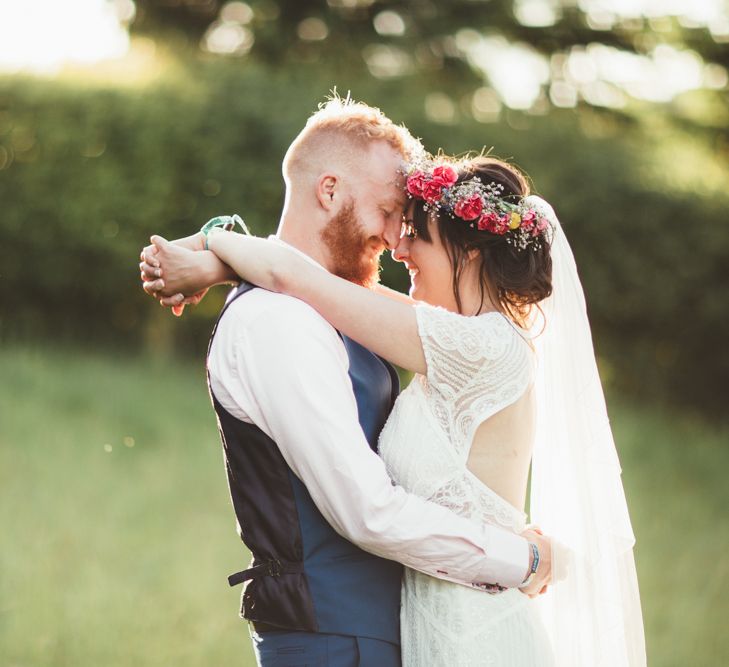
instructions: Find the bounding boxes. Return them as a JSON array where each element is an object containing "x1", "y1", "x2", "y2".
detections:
[
  {"x1": 378, "y1": 189, "x2": 405, "y2": 209},
  {"x1": 390, "y1": 193, "x2": 407, "y2": 210}
]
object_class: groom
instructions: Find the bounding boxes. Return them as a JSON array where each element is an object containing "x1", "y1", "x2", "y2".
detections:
[{"x1": 140, "y1": 97, "x2": 552, "y2": 666}]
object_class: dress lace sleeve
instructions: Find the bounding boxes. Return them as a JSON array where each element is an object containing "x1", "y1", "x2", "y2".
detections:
[{"x1": 414, "y1": 303, "x2": 535, "y2": 451}]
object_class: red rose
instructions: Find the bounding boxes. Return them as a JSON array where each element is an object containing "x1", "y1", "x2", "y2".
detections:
[
  {"x1": 454, "y1": 194, "x2": 484, "y2": 221},
  {"x1": 432, "y1": 164, "x2": 458, "y2": 188},
  {"x1": 477, "y1": 210, "x2": 500, "y2": 232},
  {"x1": 407, "y1": 171, "x2": 426, "y2": 198},
  {"x1": 477, "y1": 210, "x2": 510, "y2": 234},
  {"x1": 422, "y1": 178, "x2": 444, "y2": 204}
]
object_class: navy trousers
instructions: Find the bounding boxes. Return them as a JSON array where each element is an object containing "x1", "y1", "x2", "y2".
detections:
[{"x1": 251, "y1": 630, "x2": 401, "y2": 667}]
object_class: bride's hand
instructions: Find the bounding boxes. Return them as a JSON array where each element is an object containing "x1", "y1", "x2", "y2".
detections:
[
  {"x1": 162, "y1": 288, "x2": 210, "y2": 317},
  {"x1": 141, "y1": 235, "x2": 218, "y2": 302}
]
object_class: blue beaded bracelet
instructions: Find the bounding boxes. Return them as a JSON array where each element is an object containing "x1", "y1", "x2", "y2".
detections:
[{"x1": 521, "y1": 542, "x2": 540, "y2": 587}]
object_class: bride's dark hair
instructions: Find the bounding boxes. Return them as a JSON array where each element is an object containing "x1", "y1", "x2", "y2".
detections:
[{"x1": 411, "y1": 155, "x2": 552, "y2": 325}]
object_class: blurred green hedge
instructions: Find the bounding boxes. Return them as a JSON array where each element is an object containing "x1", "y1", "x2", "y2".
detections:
[{"x1": 1, "y1": 62, "x2": 727, "y2": 414}]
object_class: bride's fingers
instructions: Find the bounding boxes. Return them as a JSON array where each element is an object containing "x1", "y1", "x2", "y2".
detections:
[
  {"x1": 139, "y1": 245, "x2": 156, "y2": 262},
  {"x1": 139, "y1": 261, "x2": 162, "y2": 279},
  {"x1": 183, "y1": 292, "x2": 205, "y2": 305},
  {"x1": 142, "y1": 244, "x2": 160, "y2": 268},
  {"x1": 159, "y1": 293, "x2": 184, "y2": 307},
  {"x1": 143, "y1": 279, "x2": 165, "y2": 295}
]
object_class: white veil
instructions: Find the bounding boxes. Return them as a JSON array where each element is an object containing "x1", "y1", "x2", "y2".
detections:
[{"x1": 525, "y1": 196, "x2": 646, "y2": 666}]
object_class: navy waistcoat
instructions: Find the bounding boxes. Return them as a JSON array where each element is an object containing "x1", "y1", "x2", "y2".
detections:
[{"x1": 207, "y1": 282, "x2": 403, "y2": 643}]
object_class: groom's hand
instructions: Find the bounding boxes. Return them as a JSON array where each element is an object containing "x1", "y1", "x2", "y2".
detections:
[{"x1": 518, "y1": 528, "x2": 552, "y2": 597}]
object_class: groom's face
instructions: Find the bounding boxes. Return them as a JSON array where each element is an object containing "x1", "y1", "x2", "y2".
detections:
[
  {"x1": 320, "y1": 199, "x2": 383, "y2": 288},
  {"x1": 321, "y1": 141, "x2": 407, "y2": 288}
]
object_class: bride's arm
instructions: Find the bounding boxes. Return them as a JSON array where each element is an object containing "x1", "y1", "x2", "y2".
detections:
[
  {"x1": 372, "y1": 283, "x2": 418, "y2": 305},
  {"x1": 207, "y1": 231, "x2": 427, "y2": 375}
]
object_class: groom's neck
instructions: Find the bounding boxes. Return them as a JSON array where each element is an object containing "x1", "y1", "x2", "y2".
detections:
[{"x1": 276, "y1": 210, "x2": 332, "y2": 272}]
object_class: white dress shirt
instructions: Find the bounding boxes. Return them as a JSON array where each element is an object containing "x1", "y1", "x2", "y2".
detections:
[{"x1": 208, "y1": 248, "x2": 529, "y2": 589}]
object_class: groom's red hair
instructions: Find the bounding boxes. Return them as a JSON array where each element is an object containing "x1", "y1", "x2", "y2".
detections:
[{"x1": 283, "y1": 94, "x2": 421, "y2": 182}]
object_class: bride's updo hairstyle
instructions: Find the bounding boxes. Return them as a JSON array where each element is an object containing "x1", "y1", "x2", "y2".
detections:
[{"x1": 411, "y1": 156, "x2": 552, "y2": 325}]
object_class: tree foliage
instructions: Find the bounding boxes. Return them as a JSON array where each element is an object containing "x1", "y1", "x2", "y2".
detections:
[
  {"x1": 1, "y1": 56, "x2": 727, "y2": 414},
  {"x1": 1, "y1": 1, "x2": 727, "y2": 414}
]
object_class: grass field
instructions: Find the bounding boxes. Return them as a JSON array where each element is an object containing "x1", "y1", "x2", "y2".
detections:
[{"x1": 1, "y1": 345, "x2": 727, "y2": 666}]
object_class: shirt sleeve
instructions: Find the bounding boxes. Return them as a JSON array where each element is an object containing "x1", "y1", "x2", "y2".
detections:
[{"x1": 212, "y1": 293, "x2": 530, "y2": 589}]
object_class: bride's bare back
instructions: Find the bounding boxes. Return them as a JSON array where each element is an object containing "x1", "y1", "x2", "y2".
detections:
[{"x1": 467, "y1": 386, "x2": 536, "y2": 512}]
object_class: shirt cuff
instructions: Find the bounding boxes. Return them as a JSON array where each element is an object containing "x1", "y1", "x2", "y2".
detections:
[{"x1": 473, "y1": 530, "x2": 530, "y2": 588}]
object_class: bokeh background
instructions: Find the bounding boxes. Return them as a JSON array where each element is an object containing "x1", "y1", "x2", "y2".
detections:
[{"x1": 1, "y1": 1, "x2": 728, "y2": 665}]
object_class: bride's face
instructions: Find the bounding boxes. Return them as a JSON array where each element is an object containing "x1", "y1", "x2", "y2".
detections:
[{"x1": 393, "y1": 204, "x2": 457, "y2": 310}]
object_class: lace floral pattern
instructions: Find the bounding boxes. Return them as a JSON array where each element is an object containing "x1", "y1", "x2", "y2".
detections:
[
  {"x1": 416, "y1": 305, "x2": 534, "y2": 457},
  {"x1": 379, "y1": 305, "x2": 553, "y2": 666}
]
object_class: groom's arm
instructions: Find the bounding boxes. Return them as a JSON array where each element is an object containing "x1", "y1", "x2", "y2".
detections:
[{"x1": 210, "y1": 292, "x2": 545, "y2": 591}]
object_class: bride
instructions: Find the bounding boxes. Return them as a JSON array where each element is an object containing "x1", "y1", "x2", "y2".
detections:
[{"x1": 143, "y1": 155, "x2": 645, "y2": 666}]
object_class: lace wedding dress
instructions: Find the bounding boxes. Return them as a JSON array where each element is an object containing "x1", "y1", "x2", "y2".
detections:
[{"x1": 379, "y1": 303, "x2": 555, "y2": 667}]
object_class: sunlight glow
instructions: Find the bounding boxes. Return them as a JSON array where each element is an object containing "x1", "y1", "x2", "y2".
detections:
[
  {"x1": 578, "y1": 0, "x2": 727, "y2": 24},
  {"x1": 465, "y1": 37, "x2": 551, "y2": 110},
  {"x1": 459, "y1": 24, "x2": 725, "y2": 111},
  {"x1": 563, "y1": 44, "x2": 707, "y2": 104},
  {"x1": 0, "y1": 0, "x2": 133, "y2": 74},
  {"x1": 362, "y1": 44, "x2": 413, "y2": 78},
  {"x1": 514, "y1": 0, "x2": 561, "y2": 28},
  {"x1": 373, "y1": 11, "x2": 406, "y2": 36}
]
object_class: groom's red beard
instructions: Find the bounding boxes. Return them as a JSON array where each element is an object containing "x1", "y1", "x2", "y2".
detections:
[{"x1": 320, "y1": 200, "x2": 385, "y2": 288}]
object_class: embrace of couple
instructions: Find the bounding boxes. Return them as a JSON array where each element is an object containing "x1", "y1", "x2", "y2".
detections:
[{"x1": 139, "y1": 96, "x2": 645, "y2": 666}]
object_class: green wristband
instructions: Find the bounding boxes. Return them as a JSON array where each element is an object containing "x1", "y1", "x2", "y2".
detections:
[{"x1": 200, "y1": 214, "x2": 250, "y2": 249}]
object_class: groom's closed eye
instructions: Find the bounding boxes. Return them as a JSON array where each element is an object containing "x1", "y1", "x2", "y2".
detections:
[{"x1": 382, "y1": 197, "x2": 406, "y2": 219}]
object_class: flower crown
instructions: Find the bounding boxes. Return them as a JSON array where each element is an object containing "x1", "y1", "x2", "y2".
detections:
[{"x1": 404, "y1": 159, "x2": 551, "y2": 251}]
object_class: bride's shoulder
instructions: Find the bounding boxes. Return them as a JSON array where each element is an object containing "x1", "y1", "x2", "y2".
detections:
[
  {"x1": 414, "y1": 302, "x2": 521, "y2": 338},
  {"x1": 414, "y1": 302, "x2": 533, "y2": 365},
  {"x1": 413, "y1": 304, "x2": 534, "y2": 398}
]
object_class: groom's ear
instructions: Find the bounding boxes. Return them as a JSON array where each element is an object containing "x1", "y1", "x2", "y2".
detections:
[{"x1": 316, "y1": 174, "x2": 339, "y2": 211}]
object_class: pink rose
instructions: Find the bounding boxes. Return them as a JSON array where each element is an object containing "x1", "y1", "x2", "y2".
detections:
[
  {"x1": 498, "y1": 214, "x2": 511, "y2": 234},
  {"x1": 534, "y1": 216, "x2": 549, "y2": 236},
  {"x1": 407, "y1": 171, "x2": 426, "y2": 198},
  {"x1": 520, "y1": 209, "x2": 537, "y2": 233},
  {"x1": 454, "y1": 194, "x2": 484, "y2": 221},
  {"x1": 431, "y1": 164, "x2": 458, "y2": 188},
  {"x1": 477, "y1": 210, "x2": 500, "y2": 232},
  {"x1": 422, "y1": 178, "x2": 444, "y2": 204}
]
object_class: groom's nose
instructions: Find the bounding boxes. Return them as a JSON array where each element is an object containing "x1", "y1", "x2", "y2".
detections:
[{"x1": 381, "y1": 218, "x2": 403, "y2": 251}]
